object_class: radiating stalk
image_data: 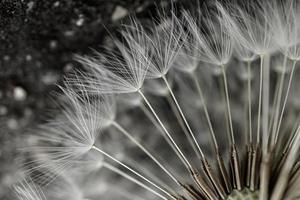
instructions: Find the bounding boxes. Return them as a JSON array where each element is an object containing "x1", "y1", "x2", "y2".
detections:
[
  {"x1": 162, "y1": 75, "x2": 205, "y2": 159},
  {"x1": 112, "y1": 121, "x2": 180, "y2": 186},
  {"x1": 220, "y1": 65, "x2": 235, "y2": 145},
  {"x1": 190, "y1": 72, "x2": 232, "y2": 194},
  {"x1": 262, "y1": 54, "x2": 271, "y2": 146},
  {"x1": 270, "y1": 55, "x2": 287, "y2": 146},
  {"x1": 190, "y1": 73, "x2": 219, "y2": 153},
  {"x1": 92, "y1": 146, "x2": 174, "y2": 200},
  {"x1": 162, "y1": 75, "x2": 227, "y2": 198},
  {"x1": 103, "y1": 162, "x2": 168, "y2": 200},
  {"x1": 260, "y1": 54, "x2": 272, "y2": 200},
  {"x1": 268, "y1": 71, "x2": 281, "y2": 134},
  {"x1": 218, "y1": 74, "x2": 231, "y2": 144},
  {"x1": 275, "y1": 60, "x2": 298, "y2": 143},
  {"x1": 247, "y1": 61, "x2": 253, "y2": 143},
  {"x1": 139, "y1": 103, "x2": 188, "y2": 168},
  {"x1": 246, "y1": 61, "x2": 253, "y2": 188},
  {"x1": 165, "y1": 93, "x2": 202, "y2": 159},
  {"x1": 220, "y1": 65, "x2": 242, "y2": 190},
  {"x1": 138, "y1": 90, "x2": 193, "y2": 171},
  {"x1": 141, "y1": 99, "x2": 211, "y2": 200},
  {"x1": 127, "y1": 157, "x2": 175, "y2": 194},
  {"x1": 256, "y1": 55, "x2": 264, "y2": 145}
]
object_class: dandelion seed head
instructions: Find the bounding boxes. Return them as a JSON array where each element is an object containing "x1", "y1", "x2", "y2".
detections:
[{"x1": 19, "y1": 1, "x2": 300, "y2": 200}]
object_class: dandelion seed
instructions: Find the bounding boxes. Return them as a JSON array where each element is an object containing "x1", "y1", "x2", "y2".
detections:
[
  {"x1": 145, "y1": 13, "x2": 185, "y2": 79},
  {"x1": 22, "y1": 82, "x2": 100, "y2": 182},
  {"x1": 73, "y1": 22, "x2": 151, "y2": 94}
]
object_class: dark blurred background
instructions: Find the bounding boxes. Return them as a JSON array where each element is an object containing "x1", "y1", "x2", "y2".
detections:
[{"x1": 0, "y1": 0, "x2": 201, "y2": 198}]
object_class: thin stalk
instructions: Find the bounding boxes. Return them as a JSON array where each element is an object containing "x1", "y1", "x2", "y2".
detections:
[
  {"x1": 92, "y1": 146, "x2": 174, "y2": 200},
  {"x1": 162, "y1": 75, "x2": 205, "y2": 159},
  {"x1": 270, "y1": 55, "x2": 287, "y2": 146},
  {"x1": 191, "y1": 71, "x2": 232, "y2": 193},
  {"x1": 247, "y1": 61, "x2": 253, "y2": 143},
  {"x1": 256, "y1": 55, "x2": 264, "y2": 145},
  {"x1": 112, "y1": 121, "x2": 180, "y2": 186},
  {"x1": 262, "y1": 55, "x2": 270, "y2": 151},
  {"x1": 220, "y1": 65, "x2": 235, "y2": 145},
  {"x1": 190, "y1": 70, "x2": 230, "y2": 196},
  {"x1": 190, "y1": 72, "x2": 219, "y2": 153},
  {"x1": 275, "y1": 60, "x2": 297, "y2": 143},
  {"x1": 285, "y1": 114, "x2": 300, "y2": 153},
  {"x1": 243, "y1": 78, "x2": 249, "y2": 142},
  {"x1": 139, "y1": 103, "x2": 187, "y2": 168},
  {"x1": 260, "y1": 54, "x2": 272, "y2": 200},
  {"x1": 127, "y1": 158, "x2": 175, "y2": 194},
  {"x1": 220, "y1": 65, "x2": 242, "y2": 190},
  {"x1": 268, "y1": 71, "x2": 281, "y2": 134},
  {"x1": 138, "y1": 90, "x2": 217, "y2": 199},
  {"x1": 165, "y1": 93, "x2": 202, "y2": 159},
  {"x1": 245, "y1": 61, "x2": 252, "y2": 188},
  {"x1": 103, "y1": 162, "x2": 167, "y2": 200},
  {"x1": 218, "y1": 73, "x2": 231, "y2": 145},
  {"x1": 138, "y1": 90, "x2": 193, "y2": 171}
]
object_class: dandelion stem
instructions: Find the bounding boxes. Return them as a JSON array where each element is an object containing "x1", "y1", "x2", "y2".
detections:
[
  {"x1": 270, "y1": 55, "x2": 287, "y2": 146},
  {"x1": 284, "y1": 113, "x2": 300, "y2": 154},
  {"x1": 245, "y1": 61, "x2": 253, "y2": 189},
  {"x1": 219, "y1": 65, "x2": 242, "y2": 190},
  {"x1": 103, "y1": 162, "x2": 167, "y2": 200},
  {"x1": 260, "y1": 54, "x2": 272, "y2": 200},
  {"x1": 256, "y1": 55, "x2": 264, "y2": 145},
  {"x1": 138, "y1": 90, "x2": 193, "y2": 171},
  {"x1": 262, "y1": 54, "x2": 270, "y2": 152},
  {"x1": 275, "y1": 60, "x2": 298, "y2": 143},
  {"x1": 162, "y1": 75, "x2": 205, "y2": 159},
  {"x1": 268, "y1": 71, "x2": 281, "y2": 135},
  {"x1": 220, "y1": 65, "x2": 235, "y2": 145},
  {"x1": 190, "y1": 72, "x2": 219, "y2": 153},
  {"x1": 217, "y1": 73, "x2": 231, "y2": 144},
  {"x1": 247, "y1": 61, "x2": 253, "y2": 143},
  {"x1": 139, "y1": 103, "x2": 188, "y2": 168},
  {"x1": 112, "y1": 121, "x2": 180, "y2": 186},
  {"x1": 92, "y1": 146, "x2": 174, "y2": 200},
  {"x1": 126, "y1": 157, "x2": 176, "y2": 194},
  {"x1": 165, "y1": 93, "x2": 202, "y2": 159}
]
